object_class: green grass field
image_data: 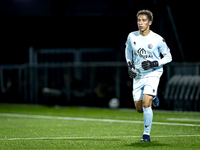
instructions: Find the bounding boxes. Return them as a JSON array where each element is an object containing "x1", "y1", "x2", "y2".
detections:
[{"x1": 0, "y1": 104, "x2": 200, "y2": 150}]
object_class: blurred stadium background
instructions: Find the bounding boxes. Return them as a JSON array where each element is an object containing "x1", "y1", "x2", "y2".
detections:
[{"x1": 0, "y1": 0, "x2": 199, "y2": 111}]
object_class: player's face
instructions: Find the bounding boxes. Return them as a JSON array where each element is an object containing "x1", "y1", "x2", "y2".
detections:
[{"x1": 137, "y1": 14, "x2": 152, "y2": 32}]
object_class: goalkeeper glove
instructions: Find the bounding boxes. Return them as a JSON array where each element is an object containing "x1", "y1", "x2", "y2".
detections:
[
  {"x1": 127, "y1": 61, "x2": 137, "y2": 79},
  {"x1": 141, "y1": 60, "x2": 159, "y2": 70}
]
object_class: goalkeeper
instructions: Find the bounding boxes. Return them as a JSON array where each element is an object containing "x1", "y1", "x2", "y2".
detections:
[{"x1": 125, "y1": 10, "x2": 172, "y2": 142}]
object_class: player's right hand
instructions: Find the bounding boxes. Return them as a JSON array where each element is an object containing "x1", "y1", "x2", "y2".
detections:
[{"x1": 127, "y1": 61, "x2": 137, "y2": 79}]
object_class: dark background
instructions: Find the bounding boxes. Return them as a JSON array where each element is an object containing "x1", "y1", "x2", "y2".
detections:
[
  {"x1": 0, "y1": 0, "x2": 199, "y2": 110},
  {"x1": 0, "y1": 0, "x2": 198, "y2": 64}
]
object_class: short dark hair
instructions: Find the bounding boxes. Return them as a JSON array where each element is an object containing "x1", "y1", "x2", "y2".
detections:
[{"x1": 136, "y1": 9, "x2": 153, "y2": 22}]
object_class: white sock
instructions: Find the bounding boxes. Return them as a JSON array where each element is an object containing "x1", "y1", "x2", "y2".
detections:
[{"x1": 143, "y1": 107, "x2": 153, "y2": 135}]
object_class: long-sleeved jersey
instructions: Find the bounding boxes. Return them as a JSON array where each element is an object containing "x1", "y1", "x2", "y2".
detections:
[{"x1": 125, "y1": 30, "x2": 172, "y2": 78}]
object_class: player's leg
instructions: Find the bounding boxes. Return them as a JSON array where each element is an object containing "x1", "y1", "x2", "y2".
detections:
[
  {"x1": 143, "y1": 94, "x2": 153, "y2": 108},
  {"x1": 140, "y1": 94, "x2": 153, "y2": 142},
  {"x1": 134, "y1": 100, "x2": 143, "y2": 113},
  {"x1": 152, "y1": 95, "x2": 159, "y2": 107},
  {"x1": 132, "y1": 78, "x2": 145, "y2": 113},
  {"x1": 141, "y1": 77, "x2": 160, "y2": 142},
  {"x1": 143, "y1": 94, "x2": 153, "y2": 132}
]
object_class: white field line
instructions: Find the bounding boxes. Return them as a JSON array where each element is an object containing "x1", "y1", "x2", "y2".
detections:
[
  {"x1": 167, "y1": 118, "x2": 200, "y2": 122},
  {"x1": 0, "y1": 135, "x2": 200, "y2": 141},
  {"x1": 0, "y1": 113, "x2": 200, "y2": 127}
]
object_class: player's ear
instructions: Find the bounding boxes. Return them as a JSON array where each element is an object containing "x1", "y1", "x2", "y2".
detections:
[{"x1": 149, "y1": 21, "x2": 152, "y2": 26}]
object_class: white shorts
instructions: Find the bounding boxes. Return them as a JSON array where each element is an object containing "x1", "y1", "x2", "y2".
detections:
[{"x1": 132, "y1": 77, "x2": 160, "y2": 101}]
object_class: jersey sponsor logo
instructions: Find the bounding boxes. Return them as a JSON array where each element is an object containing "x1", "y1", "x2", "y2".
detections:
[
  {"x1": 136, "y1": 48, "x2": 153, "y2": 59},
  {"x1": 138, "y1": 48, "x2": 146, "y2": 54}
]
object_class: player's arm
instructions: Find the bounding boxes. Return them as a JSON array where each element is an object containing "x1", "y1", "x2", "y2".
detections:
[
  {"x1": 157, "y1": 39, "x2": 172, "y2": 66},
  {"x1": 125, "y1": 34, "x2": 133, "y2": 63},
  {"x1": 142, "y1": 38, "x2": 172, "y2": 70},
  {"x1": 125, "y1": 34, "x2": 137, "y2": 78}
]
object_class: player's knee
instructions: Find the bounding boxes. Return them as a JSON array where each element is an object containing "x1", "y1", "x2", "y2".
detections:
[
  {"x1": 135, "y1": 105, "x2": 143, "y2": 113},
  {"x1": 142, "y1": 102, "x2": 151, "y2": 108},
  {"x1": 134, "y1": 100, "x2": 143, "y2": 113},
  {"x1": 136, "y1": 108, "x2": 143, "y2": 113},
  {"x1": 142, "y1": 94, "x2": 153, "y2": 108}
]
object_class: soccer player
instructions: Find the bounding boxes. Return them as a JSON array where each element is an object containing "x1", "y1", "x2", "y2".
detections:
[{"x1": 125, "y1": 10, "x2": 172, "y2": 142}]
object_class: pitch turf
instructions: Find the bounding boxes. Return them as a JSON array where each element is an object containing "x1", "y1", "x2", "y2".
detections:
[{"x1": 0, "y1": 104, "x2": 200, "y2": 149}]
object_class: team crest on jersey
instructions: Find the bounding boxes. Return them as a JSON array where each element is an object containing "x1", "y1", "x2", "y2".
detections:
[{"x1": 148, "y1": 44, "x2": 153, "y2": 49}]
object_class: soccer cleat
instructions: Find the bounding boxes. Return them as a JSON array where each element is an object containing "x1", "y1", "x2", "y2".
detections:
[
  {"x1": 140, "y1": 134, "x2": 151, "y2": 142},
  {"x1": 152, "y1": 95, "x2": 159, "y2": 107}
]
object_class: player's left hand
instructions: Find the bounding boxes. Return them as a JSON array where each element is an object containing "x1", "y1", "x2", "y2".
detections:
[{"x1": 142, "y1": 60, "x2": 159, "y2": 70}]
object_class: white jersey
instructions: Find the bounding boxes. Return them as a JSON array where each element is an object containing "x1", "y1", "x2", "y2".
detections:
[{"x1": 125, "y1": 30, "x2": 172, "y2": 78}]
